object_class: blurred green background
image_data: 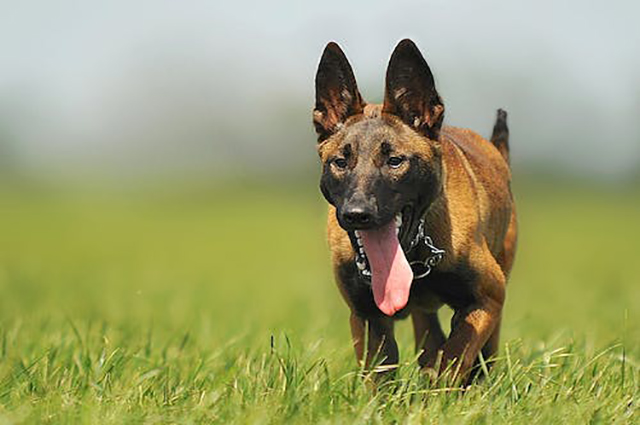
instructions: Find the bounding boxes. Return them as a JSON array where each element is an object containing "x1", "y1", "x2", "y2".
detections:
[
  {"x1": 1, "y1": 179, "x2": 638, "y2": 352},
  {"x1": 0, "y1": 1, "x2": 639, "y2": 421}
]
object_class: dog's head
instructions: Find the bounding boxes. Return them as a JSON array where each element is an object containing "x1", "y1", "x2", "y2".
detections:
[{"x1": 313, "y1": 39, "x2": 445, "y2": 315}]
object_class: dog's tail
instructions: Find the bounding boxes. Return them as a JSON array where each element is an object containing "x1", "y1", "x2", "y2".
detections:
[{"x1": 490, "y1": 109, "x2": 510, "y2": 164}]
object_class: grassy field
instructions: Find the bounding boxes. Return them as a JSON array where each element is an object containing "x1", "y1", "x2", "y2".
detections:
[{"x1": 0, "y1": 181, "x2": 638, "y2": 423}]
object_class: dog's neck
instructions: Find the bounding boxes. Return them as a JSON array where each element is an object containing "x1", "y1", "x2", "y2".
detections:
[{"x1": 419, "y1": 163, "x2": 451, "y2": 263}]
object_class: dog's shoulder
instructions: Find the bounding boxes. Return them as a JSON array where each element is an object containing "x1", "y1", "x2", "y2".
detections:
[
  {"x1": 440, "y1": 126, "x2": 510, "y2": 182},
  {"x1": 435, "y1": 125, "x2": 514, "y2": 259},
  {"x1": 440, "y1": 126, "x2": 512, "y2": 206}
]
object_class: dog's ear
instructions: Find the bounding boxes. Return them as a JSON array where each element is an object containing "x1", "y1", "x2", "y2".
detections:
[
  {"x1": 383, "y1": 39, "x2": 444, "y2": 140},
  {"x1": 313, "y1": 42, "x2": 365, "y2": 142}
]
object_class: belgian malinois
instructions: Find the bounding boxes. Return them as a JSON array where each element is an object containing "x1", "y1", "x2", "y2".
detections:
[{"x1": 313, "y1": 39, "x2": 517, "y2": 381}]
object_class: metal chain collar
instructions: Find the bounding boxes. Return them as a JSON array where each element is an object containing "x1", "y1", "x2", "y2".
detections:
[
  {"x1": 355, "y1": 218, "x2": 445, "y2": 282},
  {"x1": 407, "y1": 219, "x2": 445, "y2": 279}
]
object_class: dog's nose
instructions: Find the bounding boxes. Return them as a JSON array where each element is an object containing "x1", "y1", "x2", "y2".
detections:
[{"x1": 342, "y1": 206, "x2": 374, "y2": 228}]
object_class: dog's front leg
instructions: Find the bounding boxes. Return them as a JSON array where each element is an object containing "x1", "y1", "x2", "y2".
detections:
[
  {"x1": 367, "y1": 316, "x2": 398, "y2": 368},
  {"x1": 412, "y1": 311, "x2": 446, "y2": 368},
  {"x1": 349, "y1": 314, "x2": 397, "y2": 367},
  {"x1": 359, "y1": 316, "x2": 398, "y2": 375},
  {"x1": 427, "y1": 260, "x2": 506, "y2": 381},
  {"x1": 439, "y1": 299, "x2": 502, "y2": 380},
  {"x1": 350, "y1": 313, "x2": 398, "y2": 381},
  {"x1": 349, "y1": 313, "x2": 366, "y2": 363}
]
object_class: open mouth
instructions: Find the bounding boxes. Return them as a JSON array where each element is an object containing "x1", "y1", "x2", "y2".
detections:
[
  {"x1": 351, "y1": 206, "x2": 413, "y2": 277},
  {"x1": 348, "y1": 206, "x2": 415, "y2": 316}
]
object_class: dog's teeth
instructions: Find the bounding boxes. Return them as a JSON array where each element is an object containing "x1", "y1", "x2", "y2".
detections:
[
  {"x1": 354, "y1": 230, "x2": 360, "y2": 238},
  {"x1": 395, "y1": 214, "x2": 402, "y2": 228},
  {"x1": 355, "y1": 232, "x2": 363, "y2": 249},
  {"x1": 356, "y1": 261, "x2": 366, "y2": 271},
  {"x1": 362, "y1": 269, "x2": 371, "y2": 276}
]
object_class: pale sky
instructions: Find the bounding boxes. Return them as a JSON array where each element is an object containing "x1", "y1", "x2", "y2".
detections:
[{"x1": 1, "y1": 0, "x2": 639, "y2": 178}]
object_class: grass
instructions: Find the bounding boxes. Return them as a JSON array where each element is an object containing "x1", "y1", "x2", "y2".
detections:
[{"x1": 0, "y1": 181, "x2": 638, "y2": 423}]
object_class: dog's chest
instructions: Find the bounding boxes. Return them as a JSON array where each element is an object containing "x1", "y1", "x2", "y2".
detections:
[
  {"x1": 409, "y1": 269, "x2": 477, "y2": 312},
  {"x1": 337, "y1": 262, "x2": 478, "y2": 318}
]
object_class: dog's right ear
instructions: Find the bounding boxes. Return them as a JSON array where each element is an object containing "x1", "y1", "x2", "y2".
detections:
[{"x1": 313, "y1": 42, "x2": 364, "y2": 142}]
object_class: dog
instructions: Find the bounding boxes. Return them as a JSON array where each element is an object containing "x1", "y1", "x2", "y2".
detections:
[{"x1": 312, "y1": 39, "x2": 517, "y2": 381}]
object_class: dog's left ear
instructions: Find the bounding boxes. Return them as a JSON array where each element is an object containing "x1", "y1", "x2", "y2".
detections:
[
  {"x1": 383, "y1": 39, "x2": 444, "y2": 140},
  {"x1": 313, "y1": 42, "x2": 365, "y2": 142}
]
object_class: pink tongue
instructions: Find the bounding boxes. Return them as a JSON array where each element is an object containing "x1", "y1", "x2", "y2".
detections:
[{"x1": 360, "y1": 222, "x2": 414, "y2": 316}]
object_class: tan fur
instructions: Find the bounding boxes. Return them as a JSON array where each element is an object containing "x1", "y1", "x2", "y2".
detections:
[
  {"x1": 315, "y1": 33, "x2": 515, "y2": 385},
  {"x1": 363, "y1": 104, "x2": 382, "y2": 119},
  {"x1": 327, "y1": 121, "x2": 515, "y2": 274},
  {"x1": 325, "y1": 112, "x2": 517, "y2": 380}
]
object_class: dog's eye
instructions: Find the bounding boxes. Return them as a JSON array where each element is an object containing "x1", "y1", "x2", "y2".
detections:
[
  {"x1": 387, "y1": 156, "x2": 405, "y2": 168},
  {"x1": 333, "y1": 158, "x2": 348, "y2": 169}
]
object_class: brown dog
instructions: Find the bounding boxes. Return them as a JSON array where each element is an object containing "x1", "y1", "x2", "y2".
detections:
[{"x1": 312, "y1": 39, "x2": 517, "y2": 381}]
